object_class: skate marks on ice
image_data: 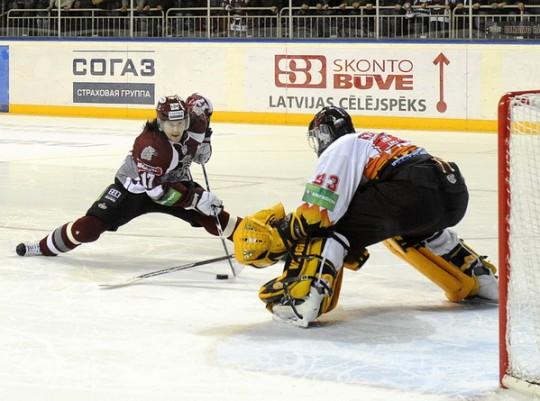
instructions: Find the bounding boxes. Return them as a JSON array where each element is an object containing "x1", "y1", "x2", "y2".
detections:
[{"x1": 213, "y1": 302, "x2": 498, "y2": 398}]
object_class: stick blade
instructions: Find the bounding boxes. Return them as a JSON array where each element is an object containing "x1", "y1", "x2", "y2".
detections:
[{"x1": 98, "y1": 278, "x2": 139, "y2": 289}]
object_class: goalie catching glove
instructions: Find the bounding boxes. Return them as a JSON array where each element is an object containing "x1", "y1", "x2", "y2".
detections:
[
  {"x1": 233, "y1": 203, "x2": 287, "y2": 268},
  {"x1": 259, "y1": 234, "x2": 348, "y2": 328},
  {"x1": 233, "y1": 203, "x2": 332, "y2": 268}
]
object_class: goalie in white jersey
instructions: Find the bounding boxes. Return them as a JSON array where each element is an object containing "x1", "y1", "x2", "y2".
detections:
[{"x1": 233, "y1": 106, "x2": 498, "y2": 328}]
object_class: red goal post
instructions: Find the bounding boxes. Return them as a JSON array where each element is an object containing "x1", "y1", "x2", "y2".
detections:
[{"x1": 498, "y1": 90, "x2": 540, "y2": 395}]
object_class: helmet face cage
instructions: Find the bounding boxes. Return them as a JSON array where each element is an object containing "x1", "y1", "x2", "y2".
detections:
[
  {"x1": 307, "y1": 106, "x2": 354, "y2": 156},
  {"x1": 308, "y1": 123, "x2": 335, "y2": 156}
]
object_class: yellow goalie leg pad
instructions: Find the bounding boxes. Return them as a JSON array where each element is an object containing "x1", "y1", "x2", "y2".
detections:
[
  {"x1": 259, "y1": 237, "x2": 342, "y2": 315},
  {"x1": 383, "y1": 238, "x2": 477, "y2": 302}
]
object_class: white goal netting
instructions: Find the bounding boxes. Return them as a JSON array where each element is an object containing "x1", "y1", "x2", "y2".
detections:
[{"x1": 504, "y1": 92, "x2": 540, "y2": 387}]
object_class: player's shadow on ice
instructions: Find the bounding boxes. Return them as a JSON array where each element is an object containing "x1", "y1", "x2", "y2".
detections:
[
  {"x1": 208, "y1": 301, "x2": 497, "y2": 345},
  {"x1": 210, "y1": 302, "x2": 499, "y2": 397}
]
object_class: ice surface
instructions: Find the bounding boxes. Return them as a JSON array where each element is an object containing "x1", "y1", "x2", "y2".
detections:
[{"x1": 0, "y1": 114, "x2": 513, "y2": 401}]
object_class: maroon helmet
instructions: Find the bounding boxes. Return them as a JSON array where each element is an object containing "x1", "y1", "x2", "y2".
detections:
[
  {"x1": 156, "y1": 95, "x2": 191, "y2": 143},
  {"x1": 156, "y1": 95, "x2": 188, "y2": 122}
]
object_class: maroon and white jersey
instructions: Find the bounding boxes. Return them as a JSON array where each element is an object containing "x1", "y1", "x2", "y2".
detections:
[
  {"x1": 116, "y1": 124, "x2": 181, "y2": 199},
  {"x1": 115, "y1": 93, "x2": 213, "y2": 198}
]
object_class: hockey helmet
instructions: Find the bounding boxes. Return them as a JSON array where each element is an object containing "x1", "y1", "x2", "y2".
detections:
[
  {"x1": 156, "y1": 95, "x2": 190, "y2": 143},
  {"x1": 308, "y1": 106, "x2": 355, "y2": 156}
]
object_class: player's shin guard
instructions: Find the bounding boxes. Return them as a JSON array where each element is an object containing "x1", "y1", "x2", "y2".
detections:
[
  {"x1": 259, "y1": 234, "x2": 347, "y2": 327},
  {"x1": 35, "y1": 216, "x2": 106, "y2": 256}
]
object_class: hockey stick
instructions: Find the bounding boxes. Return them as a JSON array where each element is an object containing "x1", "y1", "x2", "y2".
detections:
[
  {"x1": 201, "y1": 162, "x2": 241, "y2": 278},
  {"x1": 98, "y1": 254, "x2": 234, "y2": 289}
]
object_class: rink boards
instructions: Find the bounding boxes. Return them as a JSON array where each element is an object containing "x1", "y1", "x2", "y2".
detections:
[{"x1": 0, "y1": 39, "x2": 540, "y2": 131}]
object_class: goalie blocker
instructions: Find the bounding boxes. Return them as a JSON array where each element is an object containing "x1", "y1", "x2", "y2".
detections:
[{"x1": 234, "y1": 203, "x2": 498, "y2": 327}]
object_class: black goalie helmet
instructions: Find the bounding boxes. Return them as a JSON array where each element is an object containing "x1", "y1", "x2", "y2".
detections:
[{"x1": 308, "y1": 106, "x2": 355, "y2": 156}]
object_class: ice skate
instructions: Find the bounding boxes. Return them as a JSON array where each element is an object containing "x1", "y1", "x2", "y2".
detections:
[
  {"x1": 15, "y1": 242, "x2": 42, "y2": 257},
  {"x1": 469, "y1": 259, "x2": 499, "y2": 302},
  {"x1": 272, "y1": 287, "x2": 324, "y2": 328}
]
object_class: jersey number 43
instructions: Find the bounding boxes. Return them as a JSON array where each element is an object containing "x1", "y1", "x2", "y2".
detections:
[{"x1": 313, "y1": 173, "x2": 340, "y2": 192}]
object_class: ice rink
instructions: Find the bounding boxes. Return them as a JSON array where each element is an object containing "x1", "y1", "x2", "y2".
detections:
[{"x1": 0, "y1": 114, "x2": 522, "y2": 401}]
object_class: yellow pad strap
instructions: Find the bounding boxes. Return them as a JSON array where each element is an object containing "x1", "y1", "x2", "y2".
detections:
[
  {"x1": 383, "y1": 238, "x2": 477, "y2": 302},
  {"x1": 343, "y1": 249, "x2": 370, "y2": 271},
  {"x1": 324, "y1": 267, "x2": 344, "y2": 313}
]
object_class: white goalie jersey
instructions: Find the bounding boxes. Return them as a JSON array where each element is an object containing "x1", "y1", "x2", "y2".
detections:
[{"x1": 300, "y1": 131, "x2": 425, "y2": 226}]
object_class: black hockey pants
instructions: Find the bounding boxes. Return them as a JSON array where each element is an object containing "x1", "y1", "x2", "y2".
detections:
[{"x1": 334, "y1": 155, "x2": 469, "y2": 250}]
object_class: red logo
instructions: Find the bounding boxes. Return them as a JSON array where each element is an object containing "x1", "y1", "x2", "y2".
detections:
[{"x1": 274, "y1": 55, "x2": 327, "y2": 88}]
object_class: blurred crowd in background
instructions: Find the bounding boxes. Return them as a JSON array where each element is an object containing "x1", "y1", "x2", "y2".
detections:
[
  {"x1": 1, "y1": 1, "x2": 539, "y2": 39},
  {"x1": 2, "y1": 1, "x2": 539, "y2": 16}
]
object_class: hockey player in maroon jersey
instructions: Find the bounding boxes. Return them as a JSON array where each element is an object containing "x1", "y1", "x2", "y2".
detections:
[
  {"x1": 233, "y1": 106, "x2": 498, "y2": 327},
  {"x1": 16, "y1": 94, "x2": 240, "y2": 257}
]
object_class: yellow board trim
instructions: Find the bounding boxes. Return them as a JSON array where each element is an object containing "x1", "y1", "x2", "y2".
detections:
[{"x1": 8, "y1": 104, "x2": 497, "y2": 132}]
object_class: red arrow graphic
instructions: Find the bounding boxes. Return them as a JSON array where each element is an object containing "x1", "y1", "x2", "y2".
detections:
[{"x1": 433, "y1": 53, "x2": 450, "y2": 113}]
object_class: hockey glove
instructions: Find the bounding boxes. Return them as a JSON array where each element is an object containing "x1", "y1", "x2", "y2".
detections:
[
  {"x1": 233, "y1": 203, "x2": 288, "y2": 268},
  {"x1": 189, "y1": 190, "x2": 223, "y2": 216},
  {"x1": 153, "y1": 182, "x2": 193, "y2": 207},
  {"x1": 193, "y1": 142, "x2": 212, "y2": 165}
]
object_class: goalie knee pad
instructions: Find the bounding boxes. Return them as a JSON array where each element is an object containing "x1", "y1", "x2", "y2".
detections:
[{"x1": 259, "y1": 234, "x2": 347, "y2": 327}]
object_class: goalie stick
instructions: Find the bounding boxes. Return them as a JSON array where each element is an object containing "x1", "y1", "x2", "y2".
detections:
[
  {"x1": 201, "y1": 162, "x2": 242, "y2": 278},
  {"x1": 98, "y1": 254, "x2": 234, "y2": 289}
]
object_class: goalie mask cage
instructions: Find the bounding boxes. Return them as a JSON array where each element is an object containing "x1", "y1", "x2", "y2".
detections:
[{"x1": 498, "y1": 90, "x2": 540, "y2": 396}]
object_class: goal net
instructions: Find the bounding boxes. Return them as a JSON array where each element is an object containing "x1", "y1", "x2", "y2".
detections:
[{"x1": 498, "y1": 90, "x2": 540, "y2": 395}]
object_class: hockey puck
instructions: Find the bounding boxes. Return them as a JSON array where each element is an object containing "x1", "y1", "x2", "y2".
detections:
[{"x1": 216, "y1": 274, "x2": 229, "y2": 280}]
